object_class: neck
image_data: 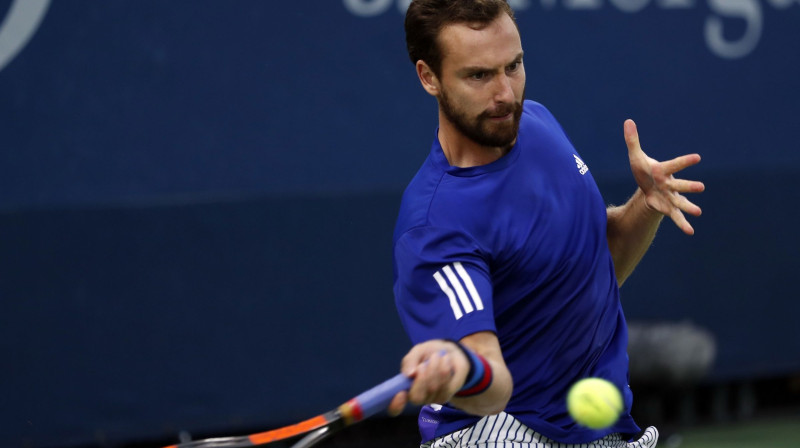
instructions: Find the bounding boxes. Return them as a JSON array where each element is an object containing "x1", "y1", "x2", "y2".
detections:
[{"x1": 438, "y1": 116, "x2": 512, "y2": 168}]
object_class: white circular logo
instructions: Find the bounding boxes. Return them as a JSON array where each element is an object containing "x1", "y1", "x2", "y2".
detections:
[{"x1": 0, "y1": 0, "x2": 51, "y2": 72}]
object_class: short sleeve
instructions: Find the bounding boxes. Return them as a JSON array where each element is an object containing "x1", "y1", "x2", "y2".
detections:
[{"x1": 393, "y1": 226, "x2": 496, "y2": 344}]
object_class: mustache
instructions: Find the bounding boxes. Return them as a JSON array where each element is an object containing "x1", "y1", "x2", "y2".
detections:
[{"x1": 481, "y1": 101, "x2": 522, "y2": 119}]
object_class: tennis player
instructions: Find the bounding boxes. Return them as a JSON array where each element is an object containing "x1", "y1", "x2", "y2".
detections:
[{"x1": 386, "y1": 1, "x2": 704, "y2": 447}]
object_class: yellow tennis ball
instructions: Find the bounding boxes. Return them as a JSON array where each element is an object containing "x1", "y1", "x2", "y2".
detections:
[{"x1": 566, "y1": 377, "x2": 623, "y2": 429}]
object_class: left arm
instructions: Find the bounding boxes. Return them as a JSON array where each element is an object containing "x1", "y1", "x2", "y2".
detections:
[{"x1": 607, "y1": 119, "x2": 705, "y2": 286}]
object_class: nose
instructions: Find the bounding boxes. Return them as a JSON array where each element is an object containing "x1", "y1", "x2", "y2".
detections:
[{"x1": 493, "y1": 74, "x2": 515, "y2": 104}]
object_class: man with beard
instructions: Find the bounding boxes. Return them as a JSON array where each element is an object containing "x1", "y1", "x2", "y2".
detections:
[{"x1": 385, "y1": 1, "x2": 704, "y2": 447}]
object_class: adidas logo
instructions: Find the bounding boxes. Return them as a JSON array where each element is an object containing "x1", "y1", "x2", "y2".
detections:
[
  {"x1": 574, "y1": 154, "x2": 589, "y2": 175},
  {"x1": 432, "y1": 262, "x2": 484, "y2": 320}
]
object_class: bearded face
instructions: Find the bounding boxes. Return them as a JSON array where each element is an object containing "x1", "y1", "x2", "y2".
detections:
[{"x1": 438, "y1": 85, "x2": 524, "y2": 150}]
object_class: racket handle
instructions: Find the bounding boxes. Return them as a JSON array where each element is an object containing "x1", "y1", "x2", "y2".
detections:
[
  {"x1": 347, "y1": 373, "x2": 412, "y2": 421},
  {"x1": 340, "y1": 350, "x2": 450, "y2": 423}
]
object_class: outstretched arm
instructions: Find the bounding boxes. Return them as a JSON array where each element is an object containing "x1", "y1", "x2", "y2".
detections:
[
  {"x1": 387, "y1": 331, "x2": 512, "y2": 416},
  {"x1": 607, "y1": 119, "x2": 705, "y2": 286}
]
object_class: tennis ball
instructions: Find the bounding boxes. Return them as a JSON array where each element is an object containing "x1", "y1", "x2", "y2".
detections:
[{"x1": 566, "y1": 377, "x2": 623, "y2": 429}]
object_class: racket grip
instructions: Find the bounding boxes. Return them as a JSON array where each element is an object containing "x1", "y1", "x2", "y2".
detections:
[{"x1": 351, "y1": 373, "x2": 412, "y2": 420}]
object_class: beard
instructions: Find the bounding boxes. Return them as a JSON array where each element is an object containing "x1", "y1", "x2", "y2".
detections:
[{"x1": 439, "y1": 87, "x2": 524, "y2": 150}]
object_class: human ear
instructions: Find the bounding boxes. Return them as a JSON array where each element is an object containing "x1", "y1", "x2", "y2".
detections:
[{"x1": 416, "y1": 60, "x2": 440, "y2": 97}]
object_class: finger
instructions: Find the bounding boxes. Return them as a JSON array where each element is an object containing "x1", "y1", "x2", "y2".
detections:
[
  {"x1": 624, "y1": 119, "x2": 640, "y2": 151},
  {"x1": 400, "y1": 351, "x2": 422, "y2": 378},
  {"x1": 426, "y1": 352, "x2": 456, "y2": 395},
  {"x1": 661, "y1": 153, "x2": 701, "y2": 175},
  {"x1": 669, "y1": 208, "x2": 695, "y2": 236},
  {"x1": 408, "y1": 354, "x2": 444, "y2": 404},
  {"x1": 429, "y1": 353, "x2": 459, "y2": 402},
  {"x1": 673, "y1": 193, "x2": 702, "y2": 217},
  {"x1": 668, "y1": 178, "x2": 706, "y2": 194},
  {"x1": 387, "y1": 391, "x2": 408, "y2": 417},
  {"x1": 625, "y1": 119, "x2": 652, "y2": 168},
  {"x1": 408, "y1": 352, "x2": 457, "y2": 405},
  {"x1": 407, "y1": 360, "x2": 429, "y2": 404},
  {"x1": 401, "y1": 341, "x2": 447, "y2": 377}
]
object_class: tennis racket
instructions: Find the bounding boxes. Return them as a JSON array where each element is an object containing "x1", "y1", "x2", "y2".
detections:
[{"x1": 163, "y1": 372, "x2": 412, "y2": 448}]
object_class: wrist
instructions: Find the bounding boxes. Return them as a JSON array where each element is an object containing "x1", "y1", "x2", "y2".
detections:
[{"x1": 451, "y1": 341, "x2": 493, "y2": 397}]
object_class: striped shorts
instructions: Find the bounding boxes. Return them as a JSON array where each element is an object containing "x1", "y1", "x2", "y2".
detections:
[{"x1": 421, "y1": 412, "x2": 659, "y2": 448}]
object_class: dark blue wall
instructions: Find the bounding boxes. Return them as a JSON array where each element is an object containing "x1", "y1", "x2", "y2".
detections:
[{"x1": 1, "y1": 0, "x2": 798, "y2": 446}]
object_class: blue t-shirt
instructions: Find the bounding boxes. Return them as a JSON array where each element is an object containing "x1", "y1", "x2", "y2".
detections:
[{"x1": 392, "y1": 100, "x2": 641, "y2": 444}]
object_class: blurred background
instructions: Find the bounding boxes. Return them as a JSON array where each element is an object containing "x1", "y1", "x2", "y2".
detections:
[{"x1": 1, "y1": 0, "x2": 798, "y2": 447}]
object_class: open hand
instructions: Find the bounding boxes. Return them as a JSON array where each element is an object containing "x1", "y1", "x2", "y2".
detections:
[{"x1": 625, "y1": 119, "x2": 705, "y2": 235}]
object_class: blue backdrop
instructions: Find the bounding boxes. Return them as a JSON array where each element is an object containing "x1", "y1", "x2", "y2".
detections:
[{"x1": 1, "y1": 0, "x2": 798, "y2": 446}]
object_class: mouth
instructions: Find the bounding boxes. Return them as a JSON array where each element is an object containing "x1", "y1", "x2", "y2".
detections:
[
  {"x1": 484, "y1": 104, "x2": 517, "y2": 122},
  {"x1": 487, "y1": 112, "x2": 513, "y2": 122}
]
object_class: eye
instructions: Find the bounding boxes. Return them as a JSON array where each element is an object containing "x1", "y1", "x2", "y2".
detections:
[
  {"x1": 507, "y1": 61, "x2": 521, "y2": 73},
  {"x1": 470, "y1": 71, "x2": 487, "y2": 81}
]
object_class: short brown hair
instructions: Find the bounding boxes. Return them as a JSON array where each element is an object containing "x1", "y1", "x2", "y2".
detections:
[{"x1": 405, "y1": 0, "x2": 517, "y2": 77}]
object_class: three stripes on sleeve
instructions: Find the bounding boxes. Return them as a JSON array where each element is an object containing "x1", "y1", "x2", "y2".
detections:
[{"x1": 432, "y1": 262, "x2": 484, "y2": 320}]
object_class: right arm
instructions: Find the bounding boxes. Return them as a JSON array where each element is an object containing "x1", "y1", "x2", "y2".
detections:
[
  {"x1": 391, "y1": 226, "x2": 509, "y2": 415},
  {"x1": 387, "y1": 331, "x2": 512, "y2": 416}
]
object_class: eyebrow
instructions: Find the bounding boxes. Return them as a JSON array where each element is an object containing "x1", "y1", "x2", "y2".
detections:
[{"x1": 456, "y1": 51, "x2": 524, "y2": 77}]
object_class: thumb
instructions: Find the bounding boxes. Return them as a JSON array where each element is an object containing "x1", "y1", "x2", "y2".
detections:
[
  {"x1": 401, "y1": 344, "x2": 443, "y2": 377},
  {"x1": 624, "y1": 119, "x2": 642, "y2": 155},
  {"x1": 624, "y1": 119, "x2": 653, "y2": 174}
]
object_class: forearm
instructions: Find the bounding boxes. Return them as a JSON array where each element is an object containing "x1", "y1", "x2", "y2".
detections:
[{"x1": 606, "y1": 187, "x2": 664, "y2": 286}]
